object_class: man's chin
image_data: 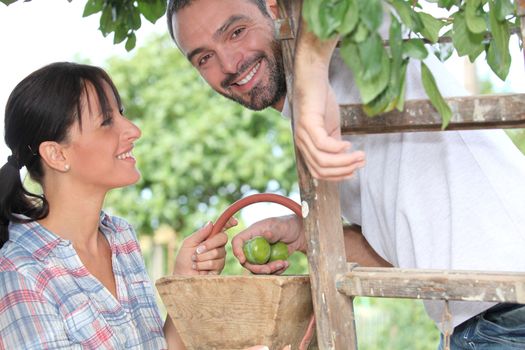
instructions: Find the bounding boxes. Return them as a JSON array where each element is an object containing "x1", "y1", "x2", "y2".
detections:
[{"x1": 221, "y1": 91, "x2": 271, "y2": 111}]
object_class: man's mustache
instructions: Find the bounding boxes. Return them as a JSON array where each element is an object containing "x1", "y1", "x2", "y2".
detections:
[{"x1": 220, "y1": 55, "x2": 264, "y2": 89}]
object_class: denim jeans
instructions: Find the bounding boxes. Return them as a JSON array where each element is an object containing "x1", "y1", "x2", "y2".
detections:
[{"x1": 438, "y1": 303, "x2": 525, "y2": 350}]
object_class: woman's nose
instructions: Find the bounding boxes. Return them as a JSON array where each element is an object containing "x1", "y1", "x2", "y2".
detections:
[{"x1": 121, "y1": 116, "x2": 141, "y2": 141}]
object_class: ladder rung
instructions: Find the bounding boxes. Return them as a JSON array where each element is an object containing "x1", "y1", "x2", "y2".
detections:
[
  {"x1": 337, "y1": 266, "x2": 525, "y2": 303},
  {"x1": 341, "y1": 93, "x2": 525, "y2": 134}
]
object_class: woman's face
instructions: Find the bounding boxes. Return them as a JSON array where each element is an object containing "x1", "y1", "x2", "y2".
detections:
[{"x1": 63, "y1": 81, "x2": 142, "y2": 192}]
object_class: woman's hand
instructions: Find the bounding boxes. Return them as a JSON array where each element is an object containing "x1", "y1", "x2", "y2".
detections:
[{"x1": 172, "y1": 218, "x2": 237, "y2": 275}]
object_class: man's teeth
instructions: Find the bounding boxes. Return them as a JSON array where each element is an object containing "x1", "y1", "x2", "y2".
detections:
[
  {"x1": 237, "y1": 62, "x2": 260, "y2": 86},
  {"x1": 117, "y1": 151, "x2": 133, "y2": 160}
]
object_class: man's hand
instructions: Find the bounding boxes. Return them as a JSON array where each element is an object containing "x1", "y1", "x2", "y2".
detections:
[
  {"x1": 231, "y1": 215, "x2": 305, "y2": 275},
  {"x1": 292, "y1": 21, "x2": 365, "y2": 181},
  {"x1": 172, "y1": 218, "x2": 236, "y2": 275}
]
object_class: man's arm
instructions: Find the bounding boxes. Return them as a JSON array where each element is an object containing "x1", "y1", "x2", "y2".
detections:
[
  {"x1": 292, "y1": 18, "x2": 365, "y2": 180},
  {"x1": 343, "y1": 224, "x2": 391, "y2": 267}
]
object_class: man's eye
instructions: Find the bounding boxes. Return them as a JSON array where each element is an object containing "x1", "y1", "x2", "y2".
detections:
[
  {"x1": 198, "y1": 53, "x2": 212, "y2": 66},
  {"x1": 232, "y1": 27, "x2": 245, "y2": 39}
]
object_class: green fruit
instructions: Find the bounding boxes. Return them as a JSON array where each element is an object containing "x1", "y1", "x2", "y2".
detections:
[
  {"x1": 243, "y1": 236, "x2": 271, "y2": 265},
  {"x1": 269, "y1": 241, "x2": 289, "y2": 262}
]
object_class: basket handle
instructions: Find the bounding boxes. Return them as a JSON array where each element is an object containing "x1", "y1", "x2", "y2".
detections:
[{"x1": 210, "y1": 193, "x2": 302, "y2": 236}]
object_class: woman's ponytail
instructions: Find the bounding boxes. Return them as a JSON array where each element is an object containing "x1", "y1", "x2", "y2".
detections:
[{"x1": 0, "y1": 156, "x2": 48, "y2": 249}]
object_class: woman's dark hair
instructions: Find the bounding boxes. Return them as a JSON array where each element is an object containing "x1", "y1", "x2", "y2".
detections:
[{"x1": 0, "y1": 62, "x2": 122, "y2": 249}]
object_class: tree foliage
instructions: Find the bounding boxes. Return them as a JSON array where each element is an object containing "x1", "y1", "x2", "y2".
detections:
[
  {"x1": 303, "y1": 0, "x2": 522, "y2": 127},
  {"x1": 100, "y1": 34, "x2": 297, "y2": 238}
]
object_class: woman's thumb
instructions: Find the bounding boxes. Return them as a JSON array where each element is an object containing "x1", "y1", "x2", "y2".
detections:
[{"x1": 184, "y1": 221, "x2": 213, "y2": 246}]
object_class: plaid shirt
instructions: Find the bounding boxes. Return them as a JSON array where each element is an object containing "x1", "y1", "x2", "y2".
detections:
[{"x1": 0, "y1": 212, "x2": 167, "y2": 349}]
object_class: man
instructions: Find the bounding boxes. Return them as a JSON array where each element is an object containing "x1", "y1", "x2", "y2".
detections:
[{"x1": 167, "y1": 1, "x2": 525, "y2": 348}]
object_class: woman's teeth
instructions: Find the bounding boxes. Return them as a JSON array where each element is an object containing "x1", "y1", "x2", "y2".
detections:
[{"x1": 117, "y1": 151, "x2": 132, "y2": 160}]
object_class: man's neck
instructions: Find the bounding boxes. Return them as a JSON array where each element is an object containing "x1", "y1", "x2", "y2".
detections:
[{"x1": 272, "y1": 96, "x2": 285, "y2": 112}]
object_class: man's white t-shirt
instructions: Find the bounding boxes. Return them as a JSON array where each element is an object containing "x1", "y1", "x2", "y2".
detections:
[{"x1": 283, "y1": 51, "x2": 525, "y2": 332}]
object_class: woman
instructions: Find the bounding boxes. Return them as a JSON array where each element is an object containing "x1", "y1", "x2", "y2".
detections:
[{"x1": 0, "y1": 62, "x2": 235, "y2": 349}]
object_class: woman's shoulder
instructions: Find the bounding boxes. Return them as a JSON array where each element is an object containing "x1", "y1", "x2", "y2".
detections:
[{"x1": 0, "y1": 241, "x2": 42, "y2": 292}]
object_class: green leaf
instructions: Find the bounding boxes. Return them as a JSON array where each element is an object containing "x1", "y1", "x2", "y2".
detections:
[
  {"x1": 396, "y1": 61, "x2": 408, "y2": 112},
  {"x1": 438, "y1": 0, "x2": 456, "y2": 10},
  {"x1": 125, "y1": 33, "x2": 137, "y2": 51},
  {"x1": 465, "y1": 0, "x2": 487, "y2": 34},
  {"x1": 391, "y1": 0, "x2": 423, "y2": 32},
  {"x1": 360, "y1": 33, "x2": 384, "y2": 80},
  {"x1": 99, "y1": 5, "x2": 115, "y2": 36},
  {"x1": 302, "y1": 0, "x2": 324, "y2": 37},
  {"x1": 363, "y1": 59, "x2": 408, "y2": 116},
  {"x1": 0, "y1": 0, "x2": 17, "y2": 5},
  {"x1": 451, "y1": 11, "x2": 485, "y2": 57},
  {"x1": 113, "y1": 25, "x2": 128, "y2": 44},
  {"x1": 319, "y1": 1, "x2": 343, "y2": 37},
  {"x1": 389, "y1": 15, "x2": 403, "y2": 67},
  {"x1": 338, "y1": 0, "x2": 359, "y2": 36},
  {"x1": 357, "y1": 0, "x2": 383, "y2": 31},
  {"x1": 351, "y1": 21, "x2": 369, "y2": 42},
  {"x1": 494, "y1": 0, "x2": 515, "y2": 21},
  {"x1": 467, "y1": 42, "x2": 485, "y2": 62},
  {"x1": 137, "y1": 0, "x2": 166, "y2": 24},
  {"x1": 83, "y1": 0, "x2": 103, "y2": 17},
  {"x1": 130, "y1": 9, "x2": 142, "y2": 30},
  {"x1": 303, "y1": 0, "x2": 346, "y2": 39},
  {"x1": 339, "y1": 39, "x2": 362, "y2": 75},
  {"x1": 418, "y1": 12, "x2": 445, "y2": 43},
  {"x1": 363, "y1": 84, "x2": 392, "y2": 116},
  {"x1": 402, "y1": 39, "x2": 429, "y2": 59},
  {"x1": 389, "y1": 17, "x2": 407, "y2": 111},
  {"x1": 341, "y1": 39, "x2": 390, "y2": 104},
  {"x1": 421, "y1": 62, "x2": 452, "y2": 129},
  {"x1": 487, "y1": 0, "x2": 511, "y2": 80}
]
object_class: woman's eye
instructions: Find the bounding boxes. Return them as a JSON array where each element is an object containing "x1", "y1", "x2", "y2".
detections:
[{"x1": 101, "y1": 117, "x2": 113, "y2": 126}]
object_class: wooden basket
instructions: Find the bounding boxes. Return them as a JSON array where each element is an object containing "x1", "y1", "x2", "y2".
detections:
[
  {"x1": 156, "y1": 274, "x2": 312, "y2": 349},
  {"x1": 156, "y1": 194, "x2": 314, "y2": 349}
]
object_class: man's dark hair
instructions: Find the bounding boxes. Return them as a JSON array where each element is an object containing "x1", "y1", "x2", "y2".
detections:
[{"x1": 167, "y1": 0, "x2": 270, "y2": 43}]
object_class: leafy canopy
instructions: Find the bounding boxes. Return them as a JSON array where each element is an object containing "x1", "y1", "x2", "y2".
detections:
[{"x1": 303, "y1": 0, "x2": 521, "y2": 127}]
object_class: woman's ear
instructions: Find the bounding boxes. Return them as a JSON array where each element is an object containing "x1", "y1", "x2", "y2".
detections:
[
  {"x1": 265, "y1": 0, "x2": 279, "y2": 19},
  {"x1": 39, "y1": 141, "x2": 70, "y2": 173}
]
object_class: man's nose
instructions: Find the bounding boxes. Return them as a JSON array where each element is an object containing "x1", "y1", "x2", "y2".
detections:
[{"x1": 218, "y1": 48, "x2": 242, "y2": 74}]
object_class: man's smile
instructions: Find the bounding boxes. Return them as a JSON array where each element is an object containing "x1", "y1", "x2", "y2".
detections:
[{"x1": 235, "y1": 61, "x2": 261, "y2": 86}]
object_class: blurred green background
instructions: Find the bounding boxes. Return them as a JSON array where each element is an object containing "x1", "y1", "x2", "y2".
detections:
[{"x1": 94, "y1": 33, "x2": 524, "y2": 350}]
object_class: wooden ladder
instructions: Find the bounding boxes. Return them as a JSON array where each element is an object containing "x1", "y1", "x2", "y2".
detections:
[{"x1": 275, "y1": 0, "x2": 525, "y2": 348}]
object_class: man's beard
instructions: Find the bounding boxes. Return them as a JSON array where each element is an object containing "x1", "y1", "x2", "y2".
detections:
[{"x1": 219, "y1": 40, "x2": 286, "y2": 111}]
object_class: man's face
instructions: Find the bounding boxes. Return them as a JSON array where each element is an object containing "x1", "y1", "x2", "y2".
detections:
[{"x1": 172, "y1": 0, "x2": 286, "y2": 111}]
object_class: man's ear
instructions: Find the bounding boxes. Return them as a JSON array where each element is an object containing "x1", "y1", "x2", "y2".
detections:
[
  {"x1": 39, "y1": 141, "x2": 70, "y2": 173},
  {"x1": 265, "y1": 0, "x2": 279, "y2": 19}
]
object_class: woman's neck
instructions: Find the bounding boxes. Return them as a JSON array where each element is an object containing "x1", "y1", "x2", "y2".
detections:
[{"x1": 38, "y1": 184, "x2": 106, "y2": 252}]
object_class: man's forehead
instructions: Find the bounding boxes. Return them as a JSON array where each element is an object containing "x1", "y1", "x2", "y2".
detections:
[{"x1": 172, "y1": 0, "x2": 265, "y2": 49}]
